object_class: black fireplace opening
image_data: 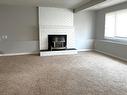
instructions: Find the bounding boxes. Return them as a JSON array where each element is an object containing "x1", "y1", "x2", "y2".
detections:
[{"x1": 48, "y1": 35, "x2": 67, "y2": 51}]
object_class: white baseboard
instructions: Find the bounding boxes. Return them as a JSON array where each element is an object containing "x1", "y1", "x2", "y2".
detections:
[
  {"x1": 94, "y1": 49, "x2": 127, "y2": 62},
  {"x1": 77, "y1": 49, "x2": 93, "y2": 52},
  {"x1": 0, "y1": 49, "x2": 92, "y2": 57},
  {"x1": 0, "y1": 51, "x2": 39, "y2": 56}
]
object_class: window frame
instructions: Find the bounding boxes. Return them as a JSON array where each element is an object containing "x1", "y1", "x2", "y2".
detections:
[{"x1": 104, "y1": 8, "x2": 127, "y2": 42}]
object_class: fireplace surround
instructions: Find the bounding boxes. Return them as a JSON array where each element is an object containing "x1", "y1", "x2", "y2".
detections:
[{"x1": 48, "y1": 35, "x2": 67, "y2": 51}]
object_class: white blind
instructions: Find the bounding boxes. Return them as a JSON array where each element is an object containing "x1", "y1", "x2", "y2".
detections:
[{"x1": 105, "y1": 9, "x2": 127, "y2": 38}]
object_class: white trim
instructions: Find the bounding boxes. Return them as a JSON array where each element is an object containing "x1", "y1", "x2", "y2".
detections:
[
  {"x1": 40, "y1": 25, "x2": 74, "y2": 29},
  {"x1": 96, "y1": 39, "x2": 127, "y2": 46},
  {"x1": 104, "y1": 37, "x2": 127, "y2": 43},
  {"x1": 94, "y1": 49, "x2": 127, "y2": 62},
  {"x1": 0, "y1": 52, "x2": 39, "y2": 57},
  {"x1": 77, "y1": 49, "x2": 93, "y2": 52}
]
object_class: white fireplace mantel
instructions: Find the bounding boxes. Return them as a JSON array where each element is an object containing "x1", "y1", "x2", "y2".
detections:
[{"x1": 39, "y1": 25, "x2": 75, "y2": 50}]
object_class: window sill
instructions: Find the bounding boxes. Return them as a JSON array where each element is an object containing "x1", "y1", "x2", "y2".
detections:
[
  {"x1": 102, "y1": 37, "x2": 127, "y2": 46},
  {"x1": 105, "y1": 37, "x2": 127, "y2": 41}
]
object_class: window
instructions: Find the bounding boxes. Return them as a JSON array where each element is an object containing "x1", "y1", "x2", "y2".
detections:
[{"x1": 105, "y1": 9, "x2": 127, "y2": 40}]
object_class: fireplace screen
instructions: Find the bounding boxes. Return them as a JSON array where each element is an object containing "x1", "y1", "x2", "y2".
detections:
[{"x1": 48, "y1": 35, "x2": 67, "y2": 51}]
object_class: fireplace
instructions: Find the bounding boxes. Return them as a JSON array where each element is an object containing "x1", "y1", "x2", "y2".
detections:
[{"x1": 48, "y1": 35, "x2": 67, "y2": 51}]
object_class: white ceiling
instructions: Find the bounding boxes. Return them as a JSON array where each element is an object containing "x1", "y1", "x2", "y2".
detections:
[
  {"x1": 0, "y1": 0, "x2": 126, "y2": 10},
  {"x1": 0, "y1": 0, "x2": 91, "y2": 9}
]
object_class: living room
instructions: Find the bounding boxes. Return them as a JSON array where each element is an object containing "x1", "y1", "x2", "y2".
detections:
[{"x1": 0, "y1": 0, "x2": 127, "y2": 95}]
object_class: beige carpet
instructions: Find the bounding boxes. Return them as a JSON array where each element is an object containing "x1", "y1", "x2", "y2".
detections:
[{"x1": 0, "y1": 52, "x2": 127, "y2": 95}]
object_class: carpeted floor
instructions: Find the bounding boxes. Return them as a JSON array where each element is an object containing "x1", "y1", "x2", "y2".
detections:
[{"x1": 0, "y1": 52, "x2": 127, "y2": 95}]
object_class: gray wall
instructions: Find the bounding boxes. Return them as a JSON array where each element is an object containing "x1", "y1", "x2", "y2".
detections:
[
  {"x1": 0, "y1": 6, "x2": 39, "y2": 54},
  {"x1": 0, "y1": 5, "x2": 96, "y2": 54},
  {"x1": 74, "y1": 10, "x2": 95, "y2": 50},
  {"x1": 95, "y1": 2, "x2": 127, "y2": 60}
]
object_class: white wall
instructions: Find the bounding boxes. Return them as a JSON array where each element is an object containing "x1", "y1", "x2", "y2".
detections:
[
  {"x1": 39, "y1": 7, "x2": 75, "y2": 50},
  {"x1": 74, "y1": 10, "x2": 95, "y2": 50},
  {"x1": 95, "y1": 2, "x2": 127, "y2": 60},
  {"x1": 0, "y1": 6, "x2": 39, "y2": 54},
  {"x1": 39, "y1": 7, "x2": 73, "y2": 26}
]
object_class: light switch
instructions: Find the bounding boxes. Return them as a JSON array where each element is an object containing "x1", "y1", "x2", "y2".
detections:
[
  {"x1": 1, "y1": 35, "x2": 7, "y2": 40},
  {"x1": 4, "y1": 35, "x2": 7, "y2": 39},
  {"x1": 2, "y1": 35, "x2": 4, "y2": 39}
]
